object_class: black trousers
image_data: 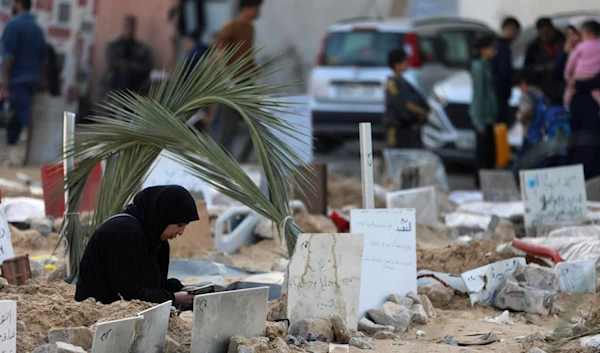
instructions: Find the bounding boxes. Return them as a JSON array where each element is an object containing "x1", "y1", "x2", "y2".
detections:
[{"x1": 474, "y1": 124, "x2": 496, "y2": 188}]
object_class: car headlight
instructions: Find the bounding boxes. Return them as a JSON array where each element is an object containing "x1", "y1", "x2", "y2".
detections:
[{"x1": 433, "y1": 86, "x2": 447, "y2": 107}]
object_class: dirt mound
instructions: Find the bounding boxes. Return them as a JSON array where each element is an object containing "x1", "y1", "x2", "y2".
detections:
[
  {"x1": 2, "y1": 281, "x2": 191, "y2": 352},
  {"x1": 417, "y1": 240, "x2": 512, "y2": 274}
]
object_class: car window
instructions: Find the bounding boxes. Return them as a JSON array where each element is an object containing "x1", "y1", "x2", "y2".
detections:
[
  {"x1": 419, "y1": 37, "x2": 438, "y2": 64},
  {"x1": 438, "y1": 31, "x2": 471, "y2": 68},
  {"x1": 323, "y1": 31, "x2": 404, "y2": 67}
]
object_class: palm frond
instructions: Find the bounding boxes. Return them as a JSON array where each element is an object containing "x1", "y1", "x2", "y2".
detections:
[{"x1": 62, "y1": 45, "x2": 313, "y2": 280}]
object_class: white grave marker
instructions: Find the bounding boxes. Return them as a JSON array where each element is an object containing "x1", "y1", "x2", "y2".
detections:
[
  {"x1": 0, "y1": 205, "x2": 15, "y2": 265},
  {"x1": 556, "y1": 261, "x2": 596, "y2": 293},
  {"x1": 350, "y1": 209, "x2": 417, "y2": 317},
  {"x1": 0, "y1": 300, "x2": 16, "y2": 353},
  {"x1": 143, "y1": 151, "x2": 213, "y2": 208},
  {"x1": 131, "y1": 301, "x2": 172, "y2": 353},
  {"x1": 386, "y1": 186, "x2": 437, "y2": 226},
  {"x1": 461, "y1": 257, "x2": 526, "y2": 305},
  {"x1": 269, "y1": 95, "x2": 313, "y2": 165},
  {"x1": 520, "y1": 165, "x2": 587, "y2": 236},
  {"x1": 287, "y1": 233, "x2": 364, "y2": 329},
  {"x1": 191, "y1": 287, "x2": 268, "y2": 353},
  {"x1": 91, "y1": 316, "x2": 143, "y2": 353}
]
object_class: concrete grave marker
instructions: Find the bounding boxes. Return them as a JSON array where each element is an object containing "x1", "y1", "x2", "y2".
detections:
[
  {"x1": 131, "y1": 301, "x2": 172, "y2": 353},
  {"x1": 398, "y1": 163, "x2": 436, "y2": 190},
  {"x1": 556, "y1": 261, "x2": 596, "y2": 293},
  {"x1": 0, "y1": 205, "x2": 15, "y2": 267},
  {"x1": 0, "y1": 300, "x2": 16, "y2": 353},
  {"x1": 461, "y1": 257, "x2": 526, "y2": 305},
  {"x1": 91, "y1": 316, "x2": 143, "y2": 353},
  {"x1": 586, "y1": 176, "x2": 600, "y2": 202},
  {"x1": 191, "y1": 287, "x2": 268, "y2": 353},
  {"x1": 386, "y1": 186, "x2": 437, "y2": 226},
  {"x1": 351, "y1": 209, "x2": 417, "y2": 317},
  {"x1": 520, "y1": 165, "x2": 587, "y2": 237},
  {"x1": 287, "y1": 233, "x2": 364, "y2": 329},
  {"x1": 480, "y1": 170, "x2": 521, "y2": 202}
]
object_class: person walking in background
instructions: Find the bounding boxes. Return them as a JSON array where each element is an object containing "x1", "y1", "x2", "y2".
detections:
[
  {"x1": 470, "y1": 36, "x2": 498, "y2": 188},
  {"x1": 213, "y1": 0, "x2": 262, "y2": 161},
  {"x1": 525, "y1": 17, "x2": 566, "y2": 104},
  {"x1": 103, "y1": 14, "x2": 153, "y2": 98},
  {"x1": 493, "y1": 17, "x2": 521, "y2": 125},
  {"x1": 384, "y1": 49, "x2": 429, "y2": 149},
  {"x1": 564, "y1": 20, "x2": 600, "y2": 109},
  {"x1": 1, "y1": 0, "x2": 47, "y2": 167}
]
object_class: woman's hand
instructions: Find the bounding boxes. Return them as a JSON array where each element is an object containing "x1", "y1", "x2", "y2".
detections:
[{"x1": 174, "y1": 291, "x2": 195, "y2": 310}]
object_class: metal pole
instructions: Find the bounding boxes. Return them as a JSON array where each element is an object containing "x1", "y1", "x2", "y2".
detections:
[
  {"x1": 360, "y1": 123, "x2": 375, "y2": 209},
  {"x1": 63, "y1": 111, "x2": 76, "y2": 277}
]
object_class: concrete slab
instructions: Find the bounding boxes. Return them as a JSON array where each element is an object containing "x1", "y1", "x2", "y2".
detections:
[
  {"x1": 329, "y1": 344, "x2": 349, "y2": 352},
  {"x1": 131, "y1": 301, "x2": 172, "y2": 353},
  {"x1": 287, "y1": 233, "x2": 364, "y2": 330},
  {"x1": 0, "y1": 300, "x2": 17, "y2": 352},
  {"x1": 386, "y1": 186, "x2": 438, "y2": 226},
  {"x1": 91, "y1": 316, "x2": 143, "y2": 353},
  {"x1": 480, "y1": 170, "x2": 521, "y2": 202},
  {"x1": 190, "y1": 287, "x2": 268, "y2": 353}
]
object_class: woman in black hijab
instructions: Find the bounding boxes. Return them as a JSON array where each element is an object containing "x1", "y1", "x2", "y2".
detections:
[{"x1": 75, "y1": 185, "x2": 199, "y2": 309}]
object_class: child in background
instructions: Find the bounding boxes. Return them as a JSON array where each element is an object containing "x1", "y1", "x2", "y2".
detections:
[
  {"x1": 512, "y1": 69, "x2": 545, "y2": 182},
  {"x1": 564, "y1": 20, "x2": 600, "y2": 108}
]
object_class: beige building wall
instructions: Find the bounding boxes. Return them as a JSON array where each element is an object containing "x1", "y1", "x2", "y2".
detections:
[{"x1": 459, "y1": 0, "x2": 600, "y2": 29}]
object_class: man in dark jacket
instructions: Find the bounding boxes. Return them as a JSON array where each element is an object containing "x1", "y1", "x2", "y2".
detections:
[
  {"x1": 385, "y1": 49, "x2": 429, "y2": 149},
  {"x1": 75, "y1": 186, "x2": 199, "y2": 309},
  {"x1": 102, "y1": 14, "x2": 153, "y2": 97},
  {"x1": 525, "y1": 17, "x2": 566, "y2": 104},
  {"x1": 493, "y1": 17, "x2": 521, "y2": 124}
]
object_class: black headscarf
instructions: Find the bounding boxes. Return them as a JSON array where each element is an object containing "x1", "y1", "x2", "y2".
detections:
[{"x1": 124, "y1": 185, "x2": 199, "y2": 245}]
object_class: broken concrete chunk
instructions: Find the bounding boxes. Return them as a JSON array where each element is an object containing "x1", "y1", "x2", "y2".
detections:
[
  {"x1": 289, "y1": 317, "x2": 335, "y2": 343},
  {"x1": 267, "y1": 295, "x2": 287, "y2": 321},
  {"x1": 367, "y1": 302, "x2": 412, "y2": 332},
  {"x1": 406, "y1": 291, "x2": 422, "y2": 305},
  {"x1": 330, "y1": 314, "x2": 351, "y2": 344},
  {"x1": 410, "y1": 304, "x2": 428, "y2": 325},
  {"x1": 420, "y1": 295, "x2": 437, "y2": 319},
  {"x1": 388, "y1": 294, "x2": 414, "y2": 309},
  {"x1": 48, "y1": 327, "x2": 93, "y2": 350},
  {"x1": 513, "y1": 263, "x2": 560, "y2": 291},
  {"x1": 494, "y1": 279, "x2": 556, "y2": 316},
  {"x1": 373, "y1": 331, "x2": 400, "y2": 340},
  {"x1": 27, "y1": 217, "x2": 54, "y2": 236},
  {"x1": 164, "y1": 335, "x2": 181, "y2": 353},
  {"x1": 349, "y1": 337, "x2": 374, "y2": 350},
  {"x1": 17, "y1": 320, "x2": 26, "y2": 332},
  {"x1": 418, "y1": 283, "x2": 454, "y2": 308},
  {"x1": 357, "y1": 317, "x2": 394, "y2": 335}
]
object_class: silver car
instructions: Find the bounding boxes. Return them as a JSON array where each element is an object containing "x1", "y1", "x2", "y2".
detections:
[
  {"x1": 423, "y1": 12, "x2": 600, "y2": 162},
  {"x1": 308, "y1": 16, "x2": 495, "y2": 151}
]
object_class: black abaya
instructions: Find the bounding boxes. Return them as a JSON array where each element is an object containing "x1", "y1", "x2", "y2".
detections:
[{"x1": 75, "y1": 185, "x2": 199, "y2": 304}]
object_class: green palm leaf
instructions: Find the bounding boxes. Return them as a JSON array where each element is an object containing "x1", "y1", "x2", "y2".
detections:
[{"x1": 62, "y1": 46, "x2": 313, "y2": 281}]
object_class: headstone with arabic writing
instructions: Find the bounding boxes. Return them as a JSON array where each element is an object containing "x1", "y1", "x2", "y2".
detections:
[
  {"x1": 0, "y1": 300, "x2": 16, "y2": 353},
  {"x1": 461, "y1": 258, "x2": 526, "y2": 305},
  {"x1": 287, "y1": 233, "x2": 364, "y2": 330},
  {"x1": 520, "y1": 165, "x2": 587, "y2": 237},
  {"x1": 0, "y1": 205, "x2": 15, "y2": 267},
  {"x1": 350, "y1": 209, "x2": 417, "y2": 318},
  {"x1": 190, "y1": 287, "x2": 268, "y2": 353},
  {"x1": 91, "y1": 316, "x2": 143, "y2": 353}
]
